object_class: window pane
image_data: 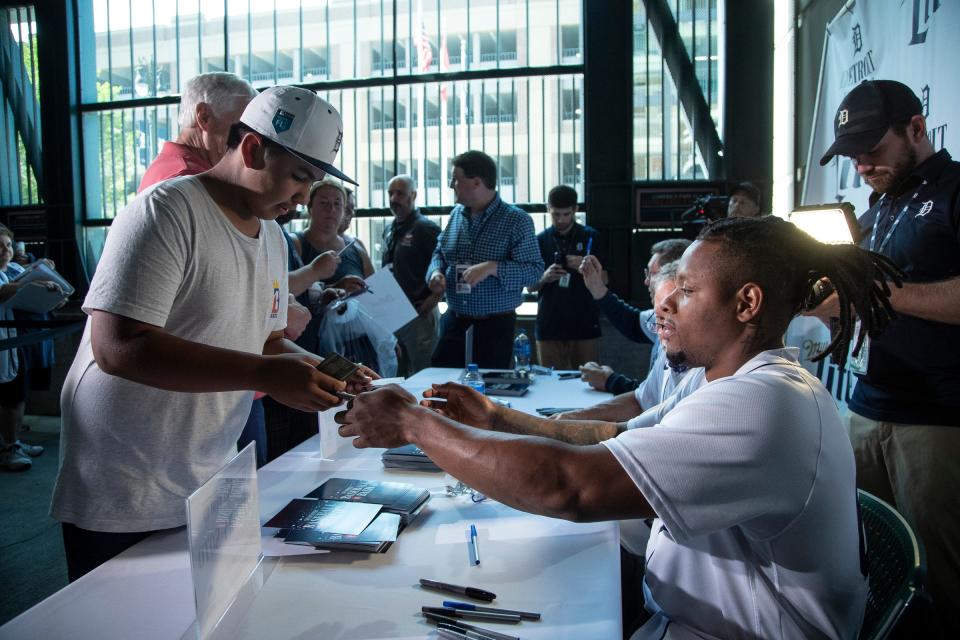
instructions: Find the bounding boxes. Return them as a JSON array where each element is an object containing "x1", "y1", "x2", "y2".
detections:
[
  {"x1": 633, "y1": 0, "x2": 719, "y2": 180},
  {"x1": 82, "y1": 104, "x2": 179, "y2": 218},
  {"x1": 81, "y1": 0, "x2": 585, "y2": 226},
  {"x1": 1, "y1": 5, "x2": 42, "y2": 206}
]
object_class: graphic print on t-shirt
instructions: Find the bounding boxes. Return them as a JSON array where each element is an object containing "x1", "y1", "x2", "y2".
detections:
[{"x1": 271, "y1": 278, "x2": 281, "y2": 318}]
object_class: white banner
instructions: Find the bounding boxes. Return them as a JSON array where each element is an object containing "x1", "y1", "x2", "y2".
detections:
[
  {"x1": 794, "y1": 0, "x2": 957, "y2": 410},
  {"x1": 804, "y1": 0, "x2": 956, "y2": 213}
]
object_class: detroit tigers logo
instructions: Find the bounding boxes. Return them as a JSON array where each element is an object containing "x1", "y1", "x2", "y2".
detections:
[
  {"x1": 916, "y1": 200, "x2": 934, "y2": 217},
  {"x1": 837, "y1": 109, "x2": 849, "y2": 127},
  {"x1": 852, "y1": 24, "x2": 863, "y2": 53},
  {"x1": 271, "y1": 278, "x2": 281, "y2": 318}
]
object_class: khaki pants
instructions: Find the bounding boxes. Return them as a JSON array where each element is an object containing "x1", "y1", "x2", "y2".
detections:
[
  {"x1": 846, "y1": 410, "x2": 960, "y2": 637},
  {"x1": 536, "y1": 338, "x2": 599, "y2": 370}
]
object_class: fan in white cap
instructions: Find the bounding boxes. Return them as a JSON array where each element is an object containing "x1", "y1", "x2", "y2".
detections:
[{"x1": 239, "y1": 86, "x2": 357, "y2": 185}]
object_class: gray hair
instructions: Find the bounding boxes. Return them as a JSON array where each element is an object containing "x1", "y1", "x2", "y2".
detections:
[
  {"x1": 388, "y1": 174, "x2": 417, "y2": 191},
  {"x1": 650, "y1": 238, "x2": 691, "y2": 264},
  {"x1": 652, "y1": 260, "x2": 679, "y2": 290},
  {"x1": 178, "y1": 72, "x2": 256, "y2": 129}
]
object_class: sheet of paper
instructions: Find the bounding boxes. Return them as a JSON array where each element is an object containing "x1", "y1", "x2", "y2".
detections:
[
  {"x1": 356, "y1": 268, "x2": 417, "y2": 334},
  {"x1": 317, "y1": 406, "x2": 344, "y2": 460}
]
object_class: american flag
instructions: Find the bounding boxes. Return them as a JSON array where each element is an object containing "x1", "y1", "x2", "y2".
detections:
[
  {"x1": 439, "y1": 30, "x2": 450, "y2": 101},
  {"x1": 417, "y1": 19, "x2": 433, "y2": 72}
]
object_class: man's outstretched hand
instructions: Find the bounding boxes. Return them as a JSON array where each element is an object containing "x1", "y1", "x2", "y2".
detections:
[
  {"x1": 421, "y1": 382, "x2": 498, "y2": 429},
  {"x1": 336, "y1": 385, "x2": 419, "y2": 449}
]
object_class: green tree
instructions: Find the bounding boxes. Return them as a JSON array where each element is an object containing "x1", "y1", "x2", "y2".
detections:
[{"x1": 95, "y1": 80, "x2": 139, "y2": 217}]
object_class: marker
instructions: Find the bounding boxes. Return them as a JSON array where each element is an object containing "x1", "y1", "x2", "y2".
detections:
[
  {"x1": 336, "y1": 238, "x2": 357, "y2": 255},
  {"x1": 419, "y1": 578, "x2": 496, "y2": 602},
  {"x1": 585, "y1": 236, "x2": 593, "y2": 256},
  {"x1": 437, "y1": 623, "x2": 497, "y2": 640},
  {"x1": 469, "y1": 524, "x2": 480, "y2": 566},
  {"x1": 437, "y1": 627, "x2": 472, "y2": 640},
  {"x1": 443, "y1": 601, "x2": 542, "y2": 621},
  {"x1": 422, "y1": 606, "x2": 521, "y2": 624},
  {"x1": 422, "y1": 612, "x2": 519, "y2": 640}
]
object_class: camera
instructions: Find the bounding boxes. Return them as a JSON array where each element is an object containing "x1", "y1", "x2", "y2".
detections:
[{"x1": 681, "y1": 195, "x2": 729, "y2": 223}]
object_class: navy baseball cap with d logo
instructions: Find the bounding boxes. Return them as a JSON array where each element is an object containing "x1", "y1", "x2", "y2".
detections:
[{"x1": 819, "y1": 80, "x2": 923, "y2": 166}]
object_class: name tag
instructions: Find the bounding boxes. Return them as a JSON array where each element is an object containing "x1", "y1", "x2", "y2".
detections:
[
  {"x1": 456, "y1": 264, "x2": 472, "y2": 294},
  {"x1": 847, "y1": 320, "x2": 870, "y2": 375}
]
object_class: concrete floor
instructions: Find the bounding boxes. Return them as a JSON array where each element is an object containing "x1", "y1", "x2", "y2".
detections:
[{"x1": 0, "y1": 415, "x2": 68, "y2": 626}]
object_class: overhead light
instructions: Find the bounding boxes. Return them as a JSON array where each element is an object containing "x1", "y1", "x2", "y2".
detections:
[{"x1": 788, "y1": 203, "x2": 858, "y2": 244}]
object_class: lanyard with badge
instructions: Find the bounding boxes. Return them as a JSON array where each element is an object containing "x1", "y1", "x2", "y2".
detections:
[
  {"x1": 552, "y1": 228, "x2": 581, "y2": 289},
  {"x1": 846, "y1": 180, "x2": 926, "y2": 374},
  {"x1": 454, "y1": 207, "x2": 494, "y2": 294}
]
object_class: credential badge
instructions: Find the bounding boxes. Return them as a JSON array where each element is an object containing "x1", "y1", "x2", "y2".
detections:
[{"x1": 272, "y1": 109, "x2": 295, "y2": 133}]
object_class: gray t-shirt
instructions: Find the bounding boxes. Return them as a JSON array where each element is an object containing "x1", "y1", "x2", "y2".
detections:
[
  {"x1": 606, "y1": 349, "x2": 867, "y2": 639},
  {"x1": 52, "y1": 176, "x2": 288, "y2": 532}
]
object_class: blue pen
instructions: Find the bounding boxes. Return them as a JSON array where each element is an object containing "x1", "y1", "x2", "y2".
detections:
[
  {"x1": 469, "y1": 524, "x2": 480, "y2": 566},
  {"x1": 585, "y1": 237, "x2": 593, "y2": 256},
  {"x1": 443, "y1": 601, "x2": 542, "y2": 621}
]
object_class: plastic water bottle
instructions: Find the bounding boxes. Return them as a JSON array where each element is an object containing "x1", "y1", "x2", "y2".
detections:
[
  {"x1": 463, "y1": 364, "x2": 486, "y2": 394},
  {"x1": 513, "y1": 329, "x2": 531, "y2": 374}
]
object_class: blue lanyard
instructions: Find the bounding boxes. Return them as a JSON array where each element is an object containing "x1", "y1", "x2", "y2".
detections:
[{"x1": 869, "y1": 180, "x2": 926, "y2": 254}]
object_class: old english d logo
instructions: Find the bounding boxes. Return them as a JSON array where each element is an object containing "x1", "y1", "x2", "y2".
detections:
[
  {"x1": 272, "y1": 109, "x2": 294, "y2": 133},
  {"x1": 271, "y1": 278, "x2": 281, "y2": 317},
  {"x1": 837, "y1": 109, "x2": 849, "y2": 128}
]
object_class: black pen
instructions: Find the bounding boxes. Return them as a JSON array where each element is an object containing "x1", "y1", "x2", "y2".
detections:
[
  {"x1": 422, "y1": 612, "x2": 519, "y2": 640},
  {"x1": 443, "y1": 600, "x2": 542, "y2": 621},
  {"x1": 422, "y1": 606, "x2": 521, "y2": 624},
  {"x1": 419, "y1": 578, "x2": 496, "y2": 602}
]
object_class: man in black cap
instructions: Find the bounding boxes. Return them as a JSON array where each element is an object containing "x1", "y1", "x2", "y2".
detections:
[
  {"x1": 726, "y1": 182, "x2": 762, "y2": 218},
  {"x1": 813, "y1": 79, "x2": 960, "y2": 637}
]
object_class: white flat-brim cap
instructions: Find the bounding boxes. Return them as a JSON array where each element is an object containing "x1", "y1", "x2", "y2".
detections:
[{"x1": 239, "y1": 86, "x2": 357, "y2": 185}]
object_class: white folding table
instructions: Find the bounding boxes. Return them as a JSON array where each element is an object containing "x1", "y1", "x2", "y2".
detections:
[{"x1": 1, "y1": 369, "x2": 622, "y2": 640}]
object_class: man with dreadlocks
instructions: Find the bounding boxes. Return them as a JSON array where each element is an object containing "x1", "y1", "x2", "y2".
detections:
[
  {"x1": 814, "y1": 79, "x2": 960, "y2": 637},
  {"x1": 336, "y1": 216, "x2": 899, "y2": 639}
]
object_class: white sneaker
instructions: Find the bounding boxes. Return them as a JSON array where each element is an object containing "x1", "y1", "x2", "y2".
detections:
[
  {"x1": 0, "y1": 445, "x2": 32, "y2": 471},
  {"x1": 15, "y1": 440, "x2": 43, "y2": 457}
]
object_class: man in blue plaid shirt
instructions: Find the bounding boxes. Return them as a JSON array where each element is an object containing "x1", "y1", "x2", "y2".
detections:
[{"x1": 427, "y1": 150, "x2": 544, "y2": 368}]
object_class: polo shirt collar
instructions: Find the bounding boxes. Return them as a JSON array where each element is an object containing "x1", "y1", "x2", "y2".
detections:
[
  {"x1": 393, "y1": 208, "x2": 421, "y2": 232},
  {"x1": 732, "y1": 347, "x2": 801, "y2": 377},
  {"x1": 552, "y1": 221, "x2": 582, "y2": 239},
  {"x1": 876, "y1": 149, "x2": 953, "y2": 203}
]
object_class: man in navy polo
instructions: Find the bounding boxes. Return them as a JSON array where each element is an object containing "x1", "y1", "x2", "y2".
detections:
[
  {"x1": 529, "y1": 185, "x2": 604, "y2": 369},
  {"x1": 815, "y1": 79, "x2": 960, "y2": 636}
]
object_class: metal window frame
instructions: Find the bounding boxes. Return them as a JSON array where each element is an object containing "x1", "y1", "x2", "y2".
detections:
[{"x1": 75, "y1": 0, "x2": 587, "y2": 225}]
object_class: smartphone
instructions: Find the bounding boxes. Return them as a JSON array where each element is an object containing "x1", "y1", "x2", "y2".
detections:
[{"x1": 316, "y1": 352, "x2": 361, "y2": 381}]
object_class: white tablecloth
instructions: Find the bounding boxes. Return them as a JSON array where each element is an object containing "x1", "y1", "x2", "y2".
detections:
[{"x1": 1, "y1": 368, "x2": 621, "y2": 640}]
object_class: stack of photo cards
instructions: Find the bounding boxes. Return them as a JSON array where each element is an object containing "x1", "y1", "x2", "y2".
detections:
[
  {"x1": 305, "y1": 477, "x2": 430, "y2": 526},
  {"x1": 381, "y1": 444, "x2": 443, "y2": 472},
  {"x1": 264, "y1": 478, "x2": 430, "y2": 553}
]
